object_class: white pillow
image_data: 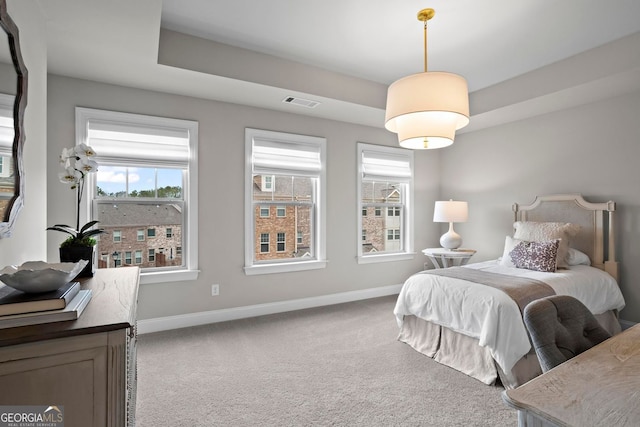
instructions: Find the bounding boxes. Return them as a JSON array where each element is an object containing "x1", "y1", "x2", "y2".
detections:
[
  {"x1": 513, "y1": 221, "x2": 580, "y2": 268},
  {"x1": 499, "y1": 236, "x2": 521, "y2": 268},
  {"x1": 566, "y1": 248, "x2": 591, "y2": 266}
]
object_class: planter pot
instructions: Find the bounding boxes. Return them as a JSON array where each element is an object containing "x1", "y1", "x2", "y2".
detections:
[{"x1": 59, "y1": 245, "x2": 95, "y2": 278}]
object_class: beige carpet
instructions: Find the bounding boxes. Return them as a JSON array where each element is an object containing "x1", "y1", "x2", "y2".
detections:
[{"x1": 136, "y1": 296, "x2": 517, "y2": 426}]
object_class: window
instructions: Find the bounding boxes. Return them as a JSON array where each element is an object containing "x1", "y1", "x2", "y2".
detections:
[
  {"x1": 245, "y1": 128, "x2": 326, "y2": 274},
  {"x1": 77, "y1": 107, "x2": 199, "y2": 284},
  {"x1": 277, "y1": 232, "x2": 286, "y2": 252},
  {"x1": 357, "y1": 143, "x2": 414, "y2": 263},
  {"x1": 125, "y1": 251, "x2": 132, "y2": 265},
  {"x1": 262, "y1": 175, "x2": 274, "y2": 192},
  {"x1": 113, "y1": 230, "x2": 121, "y2": 242},
  {"x1": 260, "y1": 207, "x2": 270, "y2": 217},
  {"x1": 0, "y1": 95, "x2": 14, "y2": 179},
  {"x1": 387, "y1": 229, "x2": 401, "y2": 240},
  {"x1": 260, "y1": 233, "x2": 270, "y2": 253}
]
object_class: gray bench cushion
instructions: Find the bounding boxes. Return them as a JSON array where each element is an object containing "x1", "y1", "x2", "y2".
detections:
[{"x1": 523, "y1": 295, "x2": 611, "y2": 372}]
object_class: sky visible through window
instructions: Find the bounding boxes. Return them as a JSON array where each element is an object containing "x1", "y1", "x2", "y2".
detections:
[{"x1": 97, "y1": 166, "x2": 182, "y2": 196}]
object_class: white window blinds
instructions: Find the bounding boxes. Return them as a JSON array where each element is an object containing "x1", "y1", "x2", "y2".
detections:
[
  {"x1": 249, "y1": 130, "x2": 323, "y2": 177},
  {"x1": 79, "y1": 111, "x2": 192, "y2": 168},
  {"x1": 361, "y1": 149, "x2": 412, "y2": 183}
]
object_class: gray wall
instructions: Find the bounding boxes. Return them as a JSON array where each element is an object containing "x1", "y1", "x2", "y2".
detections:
[
  {"x1": 442, "y1": 90, "x2": 640, "y2": 323},
  {"x1": 47, "y1": 75, "x2": 441, "y2": 320},
  {"x1": 0, "y1": 1, "x2": 48, "y2": 265}
]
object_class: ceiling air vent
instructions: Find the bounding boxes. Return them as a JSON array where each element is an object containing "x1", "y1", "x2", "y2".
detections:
[{"x1": 282, "y1": 96, "x2": 320, "y2": 109}]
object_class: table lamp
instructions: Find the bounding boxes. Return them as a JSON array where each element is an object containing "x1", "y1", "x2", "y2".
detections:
[{"x1": 433, "y1": 200, "x2": 468, "y2": 249}]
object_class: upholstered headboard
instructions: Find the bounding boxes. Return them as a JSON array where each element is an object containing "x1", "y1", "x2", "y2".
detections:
[{"x1": 513, "y1": 194, "x2": 618, "y2": 281}]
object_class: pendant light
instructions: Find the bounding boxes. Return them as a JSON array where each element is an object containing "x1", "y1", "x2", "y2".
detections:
[{"x1": 385, "y1": 8, "x2": 469, "y2": 150}]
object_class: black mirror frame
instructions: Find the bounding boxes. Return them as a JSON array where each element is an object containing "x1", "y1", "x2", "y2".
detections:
[{"x1": 0, "y1": 0, "x2": 28, "y2": 238}]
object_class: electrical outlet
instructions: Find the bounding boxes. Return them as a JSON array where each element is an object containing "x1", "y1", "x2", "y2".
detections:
[{"x1": 211, "y1": 284, "x2": 220, "y2": 296}]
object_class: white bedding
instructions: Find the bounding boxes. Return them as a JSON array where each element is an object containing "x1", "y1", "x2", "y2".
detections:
[{"x1": 393, "y1": 260, "x2": 625, "y2": 375}]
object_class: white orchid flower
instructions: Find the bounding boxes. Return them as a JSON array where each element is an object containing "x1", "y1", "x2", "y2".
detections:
[
  {"x1": 77, "y1": 157, "x2": 98, "y2": 174},
  {"x1": 50, "y1": 145, "x2": 101, "y2": 240},
  {"x1": 59, "y1": 147, "x2": 75, "y2": 167},
  {"x1": 59, "y1": 167, "x2": 82, "y2": 186},
  {"x1": 74, "y1": 143, "x2": 97, "y2": 159}
]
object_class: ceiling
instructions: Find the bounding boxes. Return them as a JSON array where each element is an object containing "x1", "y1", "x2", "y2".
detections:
[
  {"x1": 160, "y1": 0, "x2": 640, "y2": 90},
  {"x1": 33, "y1": 0, "x2": 640, "y2": 128}
]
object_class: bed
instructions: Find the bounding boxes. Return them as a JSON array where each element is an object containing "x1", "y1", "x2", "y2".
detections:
[{"x1": 394, "y1": 194, "x2": 626, "y2": 389}]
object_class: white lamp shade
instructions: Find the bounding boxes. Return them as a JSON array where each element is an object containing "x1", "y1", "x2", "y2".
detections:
[
  {"x1": 385, "y1": 71, "x2": 469, "y2": 150},
  {"x1": 433, "y1": 200, "x2": 468, "y2": 223}
]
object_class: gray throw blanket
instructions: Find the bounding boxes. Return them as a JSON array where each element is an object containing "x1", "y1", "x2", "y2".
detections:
[{"x1": 421, "y1": 267, "x2": 555, "y2": 314}]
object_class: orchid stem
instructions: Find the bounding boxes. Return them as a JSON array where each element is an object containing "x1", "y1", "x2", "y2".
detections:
[{"x1": 76, "y1": 171, "x2": 84, "y2": 233}]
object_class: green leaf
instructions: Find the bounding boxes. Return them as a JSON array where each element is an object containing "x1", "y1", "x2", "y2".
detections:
[
  {"x1": 83, "y1": 228, "x2": 106, "y2": 238},
  {"x1": 79, "y1": 220, "x2": 100, "y2": 233},
  {"x1": 46, "y1": 225, "x2": 77, "y2": 236}
]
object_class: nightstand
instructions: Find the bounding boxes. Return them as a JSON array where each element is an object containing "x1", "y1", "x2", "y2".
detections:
[{"x1": 422, "y1": 248, "x2": 476, "y2": 269}]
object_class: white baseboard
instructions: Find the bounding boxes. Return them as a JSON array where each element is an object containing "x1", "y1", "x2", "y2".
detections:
[{"x1": 137, "y1": 284, "x2": 403, "y2": 335}]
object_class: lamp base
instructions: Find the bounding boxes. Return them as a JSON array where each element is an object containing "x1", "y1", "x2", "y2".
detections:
[{"x1": 440, "y1": 224, "x2": 462, "y2": 250}]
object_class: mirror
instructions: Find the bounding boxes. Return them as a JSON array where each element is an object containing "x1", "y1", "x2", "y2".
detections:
[{"x1": 0, "y1": 0, "x2": 27, "y2": 238}]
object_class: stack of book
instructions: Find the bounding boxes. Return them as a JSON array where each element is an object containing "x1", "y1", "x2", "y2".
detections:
[{"x1": 0, "y1": 281, "x2": 92, "y2": 329}]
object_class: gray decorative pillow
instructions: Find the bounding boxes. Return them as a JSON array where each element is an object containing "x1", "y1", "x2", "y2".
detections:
[{"x1": 509, "y1": 239, "x2": 559, "y2": 272}]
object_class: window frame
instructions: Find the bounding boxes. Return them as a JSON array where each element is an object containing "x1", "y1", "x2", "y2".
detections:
[
  {"x1": 356, "y1": 142, "x2": 415, "y2": 264},
  {"x1": 244, "y1": 128, "x2": 327, "y2": 275},
  {"x1": 76, "y1": 107, "x2": 199, "y2": 284}
]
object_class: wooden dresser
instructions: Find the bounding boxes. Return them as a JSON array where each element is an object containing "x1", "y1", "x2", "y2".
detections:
[
  {"x1": 503, "y1": 323, "x2": 640, "y2": 426},
  {"x1": 0, "y1": 267, "x2": 139, "y2": 427}
]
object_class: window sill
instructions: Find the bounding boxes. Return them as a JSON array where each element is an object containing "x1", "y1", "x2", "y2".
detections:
[
  {"x1": 244, "y1": 260, "x2": 327, "y2": 275},
  {"x1": 140, "y1": 269, "x2": 200, "y2": 284},
  {"x1": 357, "y1": 252, "x2": 416, "y2": 264}
]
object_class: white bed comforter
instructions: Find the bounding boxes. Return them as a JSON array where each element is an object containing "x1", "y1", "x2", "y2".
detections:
[{"x1": 393, "y1": 260, "x2": 625, "y2": 374}]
